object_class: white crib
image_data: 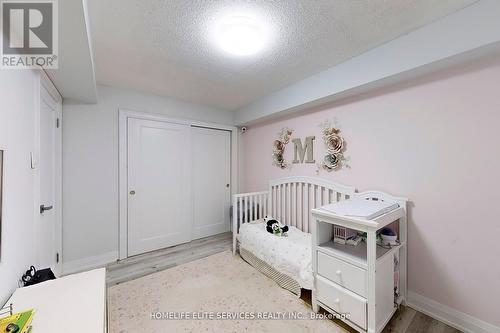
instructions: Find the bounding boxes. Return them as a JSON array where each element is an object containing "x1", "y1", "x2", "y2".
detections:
[
  {"x1": 232, "y1": 177, "x2": 356, "y2": 294},
  {"x1": 232, "y1": 176, "x2": 356, "y2": 255}
]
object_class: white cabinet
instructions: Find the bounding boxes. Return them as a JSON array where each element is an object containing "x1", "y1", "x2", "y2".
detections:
[
  {"x1": 311, "y1": 191, "x2": 408, "y2": 333},
  {"x1": 6, "y1": 269, "x2": 106, "y2": 333}
]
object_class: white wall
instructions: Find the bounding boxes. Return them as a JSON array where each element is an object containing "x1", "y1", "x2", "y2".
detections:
[
  {"x1": 0, "y1": 70, "x2": 39, "y2": 305},
  {"x1": 62, "y1": 85, "x2": 234, "y2": 273}
]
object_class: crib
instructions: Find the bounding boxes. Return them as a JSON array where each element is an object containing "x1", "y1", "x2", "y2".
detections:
[{"x1": 232, "y1": 176, "x2": 356, "y2": 294}]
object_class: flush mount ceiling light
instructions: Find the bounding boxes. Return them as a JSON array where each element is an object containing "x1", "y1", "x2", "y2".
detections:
[{"x1": 214, "y1": 15, "x2": 268, "y2": 56}]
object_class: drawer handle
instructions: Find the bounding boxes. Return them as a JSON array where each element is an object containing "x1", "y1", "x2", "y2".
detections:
[{"x1": 336, "y1": 270, "x2": 342, "y2": 275}]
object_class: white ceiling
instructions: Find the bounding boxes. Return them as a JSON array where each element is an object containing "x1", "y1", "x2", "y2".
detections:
[{"x1": 88, "y1": 0, "x2": 478, "y2": 111}]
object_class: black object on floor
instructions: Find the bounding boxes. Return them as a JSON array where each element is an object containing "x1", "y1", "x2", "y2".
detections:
[{"x1": 22, "y1": 266, "x2": 56, "y2": 287}]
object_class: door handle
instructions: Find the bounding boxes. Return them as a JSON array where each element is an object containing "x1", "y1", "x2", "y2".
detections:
[{"x1": 40, "y1": 205, "x2": 53, "y2": 214}]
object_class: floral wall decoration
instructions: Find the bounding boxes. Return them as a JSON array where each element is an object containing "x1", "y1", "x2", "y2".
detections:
[
  {"x1": 272, "y1": 127, "x2": 293, "y2": 169},
  {"x1": 317, "y1": 119, "x2": 350, "y2": 172}
]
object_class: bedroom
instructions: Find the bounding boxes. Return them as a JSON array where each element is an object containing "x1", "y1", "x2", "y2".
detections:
[{"x1": 0, "y1": 1, "x2": 499, "y2": 332}]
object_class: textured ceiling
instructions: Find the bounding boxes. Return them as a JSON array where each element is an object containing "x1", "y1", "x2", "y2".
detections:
[{"x1": 88, "y1": 0, "x2": 478, "y2": 111}]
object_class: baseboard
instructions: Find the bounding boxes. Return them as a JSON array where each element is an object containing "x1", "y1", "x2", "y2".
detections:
[
  {"x1": 62, "y1": 251, "x2": 118, "y2": 275},
  {"x1": 407, "y1": 291, "x2": 500, "y2": 333}
]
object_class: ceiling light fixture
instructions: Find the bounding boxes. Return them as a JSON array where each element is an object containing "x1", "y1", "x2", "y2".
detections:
[{"x1": 214, "y1": 15, "x2": 267, "y2": 56}]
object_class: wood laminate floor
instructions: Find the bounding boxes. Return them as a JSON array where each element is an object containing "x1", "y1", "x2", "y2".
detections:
[
  {"x1": 106, "y1": 232, "x2": 232, "y2": 286},
  {"x1": 106, "y1": 232, "x2": 461, "y2": 333}
]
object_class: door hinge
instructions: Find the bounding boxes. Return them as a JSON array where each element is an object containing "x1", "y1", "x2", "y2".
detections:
[
  {"x1": 56, "y1": 118, "x2": 60, "y2": 128},
  {"x1": 56, "y1": 252, "x2": 60, "y2": 263}
]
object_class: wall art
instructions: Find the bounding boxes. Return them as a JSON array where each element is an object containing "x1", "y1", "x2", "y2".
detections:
[
  {"x1": 318, "y1": 119, "x2": 349, "y2": 172},
  {"x1": 272, "y1": 128, "x2": 293, "y2": 169}
]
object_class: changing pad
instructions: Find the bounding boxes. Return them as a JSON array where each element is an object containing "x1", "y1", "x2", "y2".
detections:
[{"x1": 321, "y1": 198, "x2": 399, "y2": 220}]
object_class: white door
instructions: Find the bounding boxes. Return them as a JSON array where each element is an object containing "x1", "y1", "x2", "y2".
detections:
[
  {"x1": 127, "y1": 118, "x2": 192, "y2": 256},
  {"x1": 38, "y1": 85, "x2": 61, "y2": 271},
  {"x1": 192, "y1": 127, "x2": 231, "y2": 239}
]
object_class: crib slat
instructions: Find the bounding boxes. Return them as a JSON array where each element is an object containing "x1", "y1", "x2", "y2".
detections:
[
  {"x1": 253, "y1": 195, "x2": 257, "y2": 220},
  {"x1": 255, "y1": 194, "x2": 258, "y2": 220},
  {"x1": 275, "y1": 186, "x2": 278, "y2": 217},
  {"x1": 259, "y1": 194, "x2": 263, "y2": 219},
  {"x1": 250, "y1": 195, "x2": 254, "y2": 221},
  {"x1": 266, "y1": 192, "x2": 269, "y2": 216},
  {"x1": 264, "y1": 193, "x2": 267, "y2": 216},
  {"x1": 290, "y1": 183, "x2": 297, "y2": 226},
  {"x1": 282, "y1": 184, "x2": 286, "y2": 222},
  {"x1": 245, "y1": 196, "x2": 249, "y2": 223},
  {"x1": 307, "y1": 185, "x2": 310, "y2": 228},
  {"x1": 251, "y1": 195, "x2": 255, "y2": 221},
  {"x1": 275, "y1": 185, "x2": 279, "y2": 220},
  {"x1": 264, "y1": 193, "x2": 267, "y2": 217},
  {"x1": 303, "y1": 184, "x2": 308, "y2": 233},
  {"x1": 281, "y1": 184, "x2": 287, "y2": 223},
  {"x1": 271, "y1": 187, "x2": 274, "y2": 217},
  {"x1": 285, "y1": 184, "x2": 288, "y2": 224},
  {"x1": 287, "y1": 183, "x2": 291, "y2": 225},
  {"x1": 275, "y1": 185, "x2": 281, "y2": 219},
  {"x1": 294, "y1": 183, "x2": 298, "y2": 227},
  {"x1": 289, "y1": 185, "x2": 292, "y2": 223},
  {"x1": 298, "y1": 183, "x2": 302, "y2": 230},
  {"x1": 238, "y1": 197, "x2": 242, "y2": 226},
  {"x1": 273, "y1": 186, "x2": 277, "y2": 218},
  {"x1": 315, "y1": 185, "x2": 321, "y2": 210},
  {"x1": 310, "y1": 184, "x2": 315, "y2": 232},
  {"x1": 286, "y1": 184, "x2": 289, "y2": 225}
]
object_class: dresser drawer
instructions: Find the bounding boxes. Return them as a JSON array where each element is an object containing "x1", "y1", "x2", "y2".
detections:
[
  {"x1": 317, "y1": 251, "x2": 367, "y2": 297},
  {"x1": 316, "y1": 275, "x2": 367, "y2": 330}
]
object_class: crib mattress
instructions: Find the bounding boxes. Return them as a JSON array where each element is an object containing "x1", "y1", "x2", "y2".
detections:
[{"x1": 237, "y1": 222, "x2": 313, "y2": 289}]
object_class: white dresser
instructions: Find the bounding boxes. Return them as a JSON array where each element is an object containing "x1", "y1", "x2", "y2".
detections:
[
  {"x1": 6, "y1": 268, "x2": 107, "y2": 333},
  {"x1": 311, "y1": 191, "x2": 407, "y2": 333}
]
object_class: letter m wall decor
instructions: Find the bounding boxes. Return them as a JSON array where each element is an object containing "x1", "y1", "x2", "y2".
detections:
[{"x1": 292, "y1": 136, "x2": 315, "y2": 164}]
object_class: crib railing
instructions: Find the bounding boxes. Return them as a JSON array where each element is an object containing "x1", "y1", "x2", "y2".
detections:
[
  {"x1": 269, "y1": 178, "x2": 353, "y2": 233},
  {"x1": 232, "y1": 191, "x2": 269, "y2": 254},
  {"x1": 232, "y1": 177, "x2": 355, "y2": 255}
]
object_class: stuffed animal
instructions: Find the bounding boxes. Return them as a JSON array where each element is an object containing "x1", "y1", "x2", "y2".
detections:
[{"x1": 264, "y1": 215, "x2": 289, "y2": 236}]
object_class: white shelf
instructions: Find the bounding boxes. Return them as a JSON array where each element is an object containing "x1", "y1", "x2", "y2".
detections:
[{"x1": 317, "y1": 241, "x2": 402, "y2": 269}]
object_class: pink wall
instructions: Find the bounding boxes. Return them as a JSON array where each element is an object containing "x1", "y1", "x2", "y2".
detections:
[{"x1": 241, "y1": 58, "x2": 500, "y2": 326}]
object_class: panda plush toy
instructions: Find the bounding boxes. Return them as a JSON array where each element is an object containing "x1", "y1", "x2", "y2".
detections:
[{"x1": 264, "y1": 216, "x2": 289, "y2": 236}]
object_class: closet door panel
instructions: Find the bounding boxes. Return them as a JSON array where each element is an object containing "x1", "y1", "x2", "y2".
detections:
[
  {"x1": 192, "y1": 127, "x2": 231, "y2": 239},
  {"x1": 127, "y1": 118, "x2": 192, "y2": 256}
]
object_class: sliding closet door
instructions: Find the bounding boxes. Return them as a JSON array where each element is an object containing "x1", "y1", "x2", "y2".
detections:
[
  {"x1": 192, "y1": 127, "x2": 231, "y2": 239},
  {"x1": 127, "y1": 118, "x2": 192, "y2": 256}
]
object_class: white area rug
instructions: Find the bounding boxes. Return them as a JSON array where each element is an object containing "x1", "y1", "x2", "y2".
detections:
[{"x1": 108, "y1": 250, "x2": 348, "y2": 333}]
